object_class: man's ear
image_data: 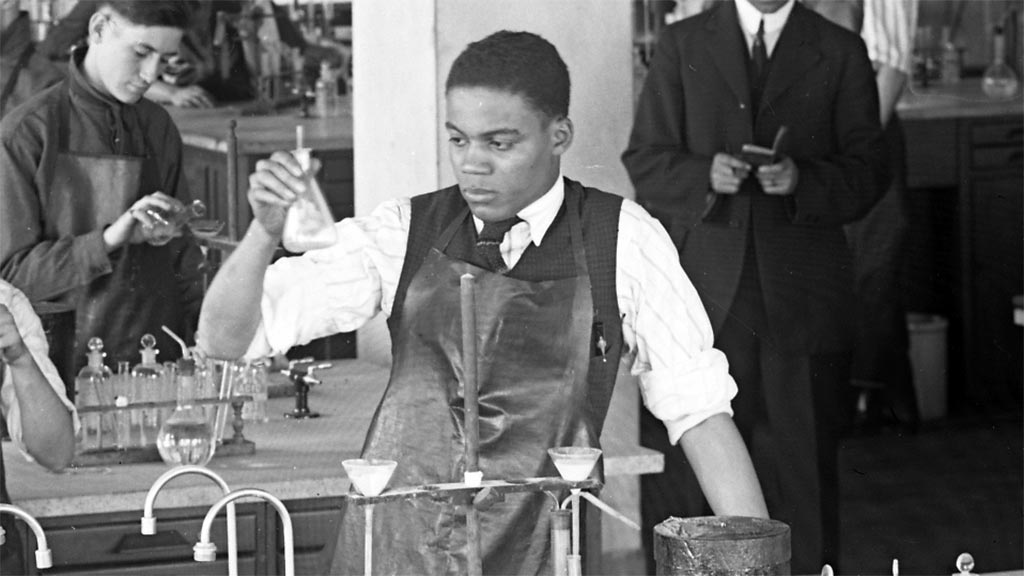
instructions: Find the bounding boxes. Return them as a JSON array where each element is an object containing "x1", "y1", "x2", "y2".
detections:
[
  {"x1": 87, "y1": 11, "x2": 110, "y2": 45},
  {"x1": 551, "y1": 116, "x2": 574, "y2": 156}
]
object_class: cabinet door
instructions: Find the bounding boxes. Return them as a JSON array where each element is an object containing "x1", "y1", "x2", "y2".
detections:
[
  {"x1": 968, "y1": 174, "x2": 1024, "y2": 407},
  {"x1": 31, "y1": 505, "x2": 263, "y2": 574},
  {"x1": 271, "y1": 497, "x2": 345, "y2": 575}
]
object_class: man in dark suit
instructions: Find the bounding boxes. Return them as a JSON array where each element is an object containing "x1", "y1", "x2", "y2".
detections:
[{"x1": 622, "y1": 0, "x2": 888, "y2": 572}]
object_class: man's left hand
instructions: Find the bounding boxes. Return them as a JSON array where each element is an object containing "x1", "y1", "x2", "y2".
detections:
[{"x1": 756, "y1": 157, "x2": 798, "y2": 196}]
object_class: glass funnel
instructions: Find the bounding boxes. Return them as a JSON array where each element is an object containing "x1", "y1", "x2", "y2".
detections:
[
  {"x1": 548, "y1": 447, "x2": 602, "y2": 481},
  {"x1": 342, "y1": 459, "x2": 397, "y2": 497}
]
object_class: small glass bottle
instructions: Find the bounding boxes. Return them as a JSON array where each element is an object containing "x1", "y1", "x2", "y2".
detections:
[
  {"x1": 131, "y1": 334, "x2": 164, "y2": 445},
  {"x1": 75, "y1": 337, "x2": 112, "y2": 451},
  {"x1": 156, "y1": 358, "x2": 216, "y2": 466},
  {"x1": 149, "y1": 199, "x2": 208, "y2": 246},
  {"x1": 282, "y1": 129, "x2": 337, "y2": 252},
  {"x1": 314, "y1": 61, "x2": 340, "y2": 118},
  {"x1": 939, "y1": 26, "x2": 962, "y2": 85},
  {"x1": 982, "y1": 26, "x2": 1020, "y2": 98},
  {"x1": 245, "y1": 359, "x2": 269, "y2": 423}
]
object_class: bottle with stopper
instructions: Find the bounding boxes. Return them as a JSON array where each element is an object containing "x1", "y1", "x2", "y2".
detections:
[
  {"x1": 282, "y1": 125, "x2": 337, "y2": 252},
  {"x1": 75, "y1": 337, "x2": 112, "y2": 451},
  {"x1": 130, "y1": 334, "x2": 165, "y2": 444}
]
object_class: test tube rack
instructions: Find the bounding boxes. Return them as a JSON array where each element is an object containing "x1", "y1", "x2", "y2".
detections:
[{"x1": 71, "y1": 396, "x2": 255, "y2": 467}]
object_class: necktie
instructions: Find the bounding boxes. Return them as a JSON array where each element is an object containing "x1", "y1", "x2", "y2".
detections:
[
  {"x1": 752, "y1": 19, "x2": 768, "y2": 83},
  {"x1": 476, "y1": 216, "x2": 521, "y2": 274}
]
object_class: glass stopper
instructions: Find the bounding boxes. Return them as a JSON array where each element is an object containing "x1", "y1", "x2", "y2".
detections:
[
  {"x1": 87, "y1": 337, "x2": 104, "y2": 351},
  {"x1": 141, "y1": 333, "x2": 157, "y2": 350},
  {"x1": 956, "y1": 552, "x2": 975, "y2": 574}
]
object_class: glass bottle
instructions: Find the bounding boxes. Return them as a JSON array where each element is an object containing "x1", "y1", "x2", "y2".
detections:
[
  {"x1": 156, "y1": 358, "x2": 216, "y2": 466},
  {"x1": 939, "y1": 26, "x2": 962, "y2": 85},
  {"x1": 282, "y1": 145, "x2": 337, "y2": 252},
  {"x1": 112, "y1": 360, "x2": 132, "y2": 449},
  {"x1": 74, "y1": 337, "x2": 112, "y2": 451},
  {"x1": 244, "y1": 359, "x2": 269, "y2": 423},
  {"x1": 315, "y1": 61, "x2": 340, "y2": 118},
  {"x1": 982, "y1": 26, "x2": 1020, "y2": 98},
  {"x1": 149, "y1": 199, "x2": 208, "y2": 246},
  {"x1": 131, "y1": 334, "x2": 164, "y2": 445}
]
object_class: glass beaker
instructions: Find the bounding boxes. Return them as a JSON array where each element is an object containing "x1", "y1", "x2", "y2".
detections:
[
  {"x1": 282, "y1": 147, "x2": 337, "y2": 252},
  {"x1": 156, "y1": 358, "x2": 215, "y2": 466}
]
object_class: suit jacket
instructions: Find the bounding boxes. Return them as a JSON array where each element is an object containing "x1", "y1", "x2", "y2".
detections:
[{"x1": 622, "y1": 0, "x2": 888, "y2": 353}]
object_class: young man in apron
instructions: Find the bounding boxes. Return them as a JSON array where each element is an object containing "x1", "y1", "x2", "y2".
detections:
[
  {"x1": 0, "y1": 1, "x2": 204, "y2": 368},
  {"x1": 0, "y1": 279, "x2": 78, "y2": 573},
  {"x1": 199, "y1": 31, "x2": 769, "y2": 575}
]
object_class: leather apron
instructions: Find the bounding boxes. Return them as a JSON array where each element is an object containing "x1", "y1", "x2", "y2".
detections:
[
  {"x1": 49, "y1": 85, "x2": 188, "y2": 366},
  {"x1": 332, "y1": 189, "x2": 602, "y2": 575}
]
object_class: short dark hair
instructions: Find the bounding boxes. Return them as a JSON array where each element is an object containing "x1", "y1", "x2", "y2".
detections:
[
  {"x1": 101, "y1": 1, "x2": 192, "y2": 29},
  {"x1": 446, "y1": 30, "x2": 570, "y2": 121}
]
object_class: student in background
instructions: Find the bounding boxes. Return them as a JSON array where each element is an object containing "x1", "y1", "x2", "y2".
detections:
[{"x1": 0, "y1": 0, "x2": 64, "y2": 118}]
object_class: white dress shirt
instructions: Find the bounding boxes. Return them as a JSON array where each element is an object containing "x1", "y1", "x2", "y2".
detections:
[
  {"x1": 735, "y1": 0, "x2": 796, "y2": 58},
  {"x1": 1, "y1": 281, "x2": 80, "y2": 463},
  {"x1": 249, "y1": 178, "x2": 738, "y2": 444}
]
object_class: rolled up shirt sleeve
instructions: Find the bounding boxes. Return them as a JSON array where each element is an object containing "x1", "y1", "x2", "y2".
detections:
[
  {"x1": 1, "y1": 284, "x2": 80, "y2": 462},
  {"x1": 617, "y1": 199, "x2": 737, "y2": 445},
  {"x1": 245, "y1": 198, "x2": 410, "y2": 359}
]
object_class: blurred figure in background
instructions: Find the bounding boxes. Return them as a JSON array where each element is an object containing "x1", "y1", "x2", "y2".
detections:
[
  {"x1": 1, "y1": 1, "x2": 205, "y2": 368},
  {"x1": 0, "y1": 279, "x2": 78, "y2": 574},
  {"x1": 805, "y1": 0, "x2": 921, "y2": 434},
  {"x1": 39, "y1": 0, "x2": 343, "y2": 107},
  {"x1": 0, "y1": 0, "x2": 65, "y2": 118}
]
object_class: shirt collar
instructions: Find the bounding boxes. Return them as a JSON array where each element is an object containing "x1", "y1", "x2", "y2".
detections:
[
  {"x1": 735, "y1": 0, "x2": 795, "y2": 42},
  {"x1": 471, "y1": 175, "x2": 564, "y2": 247}
]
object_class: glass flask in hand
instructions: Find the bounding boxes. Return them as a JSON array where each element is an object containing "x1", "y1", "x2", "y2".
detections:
[{"x1": 282, "y1": 148, "x2": 337, "y2": 252}]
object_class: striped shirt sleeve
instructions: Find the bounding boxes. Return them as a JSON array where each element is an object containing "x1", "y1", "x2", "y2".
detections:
[
  {"x1": 862, "y1": 0, "x2": 918, "y2": 74},
  {"x1": 615, "y1": 199, "x2": 737, "y2": 445}
]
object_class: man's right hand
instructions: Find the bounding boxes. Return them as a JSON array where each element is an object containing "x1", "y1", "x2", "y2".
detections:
[
  {"x1": 247, "y1": 151, "x2": 320, "y2": 237},
  {"x1": 710, "y1": 153, "x2": 752, "y2": 194},
  {"x1": 102, "y1": 192, "x2": 185, "y2": 251},
  {"x1": 0, "y1": 304, "x2": 30, "y2": 367}
]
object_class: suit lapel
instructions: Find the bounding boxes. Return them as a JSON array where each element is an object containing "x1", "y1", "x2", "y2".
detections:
[
  {"x1": 704, "y1": 2, "x2": 751, "y2": 109},
  {"x1": 760, "y1": 3, "x2": 822, "y2": 113}
]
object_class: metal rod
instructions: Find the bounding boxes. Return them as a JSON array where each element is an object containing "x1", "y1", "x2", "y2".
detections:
[
  {"x1": 460, "y1": 273, "x2": 480, "y2": 474},
  {"x1": 364, "y1": 504, "x2": 373, "y2": 576}
]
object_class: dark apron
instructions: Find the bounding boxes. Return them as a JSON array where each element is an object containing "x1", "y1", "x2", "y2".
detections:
[
  {"x1": 49, "y1": 86, "x2": 188, "y2": 366},
  {"x1": 0, "y1": 41, "x2": 35, "y2": 117},
  {"x1": 333, "y1": 194, "x2": 600, "y2": 575}
]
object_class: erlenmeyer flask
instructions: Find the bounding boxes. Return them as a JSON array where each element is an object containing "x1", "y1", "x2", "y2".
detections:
[{"x1": 282, "y1": 147, "x2": 337, "y2": 252}]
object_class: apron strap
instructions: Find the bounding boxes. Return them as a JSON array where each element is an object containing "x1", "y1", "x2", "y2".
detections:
[{"x1": 0, "y1": 43, "x2": 37, "y2": 115}]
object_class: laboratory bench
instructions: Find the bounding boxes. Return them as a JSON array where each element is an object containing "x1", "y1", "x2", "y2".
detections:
[
  {"x1": 895, "y1": 81, "x2": 1022, "y2": 414},
  {"x1": 3, "y1": 359, "x2": 662, "y2": 574}
]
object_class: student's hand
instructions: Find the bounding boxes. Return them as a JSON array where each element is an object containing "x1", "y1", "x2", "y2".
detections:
[
  {"x1": 756, "y1": 157, "x2": 799, "y2": 196},
  {"x1": 247, "y1": 151, "x2": 321, "y2": 237},
  {"x1": 0, "y1": 304, "x2": 31, "y2": 367},
  {"x1": 102, "y1": 192, "x2": 185, "y2": 251},
  {"x1": 710, "y1": 153, "x2": 752, "y2": 194},
  {"x1": 168, "y1": 85, "x2": 214, "y2": 108}
]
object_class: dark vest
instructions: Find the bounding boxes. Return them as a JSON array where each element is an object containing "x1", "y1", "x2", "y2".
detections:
[{"x1": 390, "y1": 178, "x2": 625, "y2": 432}]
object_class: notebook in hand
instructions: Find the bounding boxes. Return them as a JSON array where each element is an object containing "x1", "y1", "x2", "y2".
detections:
[{"x1": 740, "y1": 126, "x2": 789, "y2": 167}]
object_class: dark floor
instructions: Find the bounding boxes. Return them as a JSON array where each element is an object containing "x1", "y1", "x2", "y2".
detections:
[{"x1": 838, "y1": 413, "x2": 1023, "y2": 575}]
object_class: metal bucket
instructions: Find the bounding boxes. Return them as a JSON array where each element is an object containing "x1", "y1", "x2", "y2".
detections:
[{"x1": 654, "y1": 516, "x2": 791, "y2": 575}]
